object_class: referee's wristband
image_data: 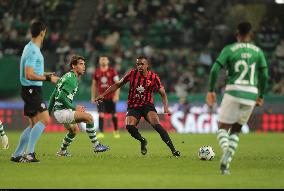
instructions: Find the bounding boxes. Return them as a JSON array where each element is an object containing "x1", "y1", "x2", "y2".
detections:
[{"x1": 45, "y1": 74, "x2": 51, "y2": 82}]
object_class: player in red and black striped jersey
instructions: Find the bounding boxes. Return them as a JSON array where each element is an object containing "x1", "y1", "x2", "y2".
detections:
[
  {"x1": 91, "y1": 56, "x2": 120, "y2": 139},
  {"x1": 94, "y1": 56, "x2": 180, "y2": 157}
]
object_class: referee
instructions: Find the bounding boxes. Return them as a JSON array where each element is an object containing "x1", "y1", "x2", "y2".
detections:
[{"x1": 11, "y1": 20, "x2": 59, "y2": 163}]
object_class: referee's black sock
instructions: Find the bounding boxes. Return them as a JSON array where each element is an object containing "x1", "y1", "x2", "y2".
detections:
[
  {"x1": 153, "y1": 124, "x2": 175, "y2": 152},
  {"x1": 99, "y1": 117, "x2": 104, "y2": 133},
  {"x1": 126, "y1": 125, "x2": 144, "y2": 142}
]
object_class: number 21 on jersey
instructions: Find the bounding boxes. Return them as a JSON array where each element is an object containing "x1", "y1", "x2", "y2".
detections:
[{"x1": 234, "y1": 60, "x2": 256, "y2": 85}]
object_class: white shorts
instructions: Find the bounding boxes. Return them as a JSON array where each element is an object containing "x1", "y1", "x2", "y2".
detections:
[
  {"x1": 218, "y1": 94, "x2": 255, "y2": 125},
  {"x1": 54, "y1": 109, "x2": 76, "y2": 124}
]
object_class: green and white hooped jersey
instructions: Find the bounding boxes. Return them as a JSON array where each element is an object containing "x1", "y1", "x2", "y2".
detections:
[
  {"x1": 216, "y1": 42, "x2": 268, "y2": 105},
  {"x1": 54, "y1": 71, "x2": 78, "y2": 110}
]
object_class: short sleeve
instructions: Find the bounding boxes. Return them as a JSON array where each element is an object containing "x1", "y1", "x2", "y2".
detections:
[
  {"x1": 216, "y1": 46, "x2": 229, "y2": 67},
  {"x1": 154, "y1": 74, "x2": 163, "y2": 90},
  {"x1": 25, "y1": 49, "x2": 37, "y2": 68}
]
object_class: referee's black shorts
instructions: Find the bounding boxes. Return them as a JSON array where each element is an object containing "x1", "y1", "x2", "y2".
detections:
[
  {"x1": 21, "y1": 86, "x2": 47, "y2": 117},
  {"x1": 97, "y1": 99, "x2": 116, "y2": 114}
]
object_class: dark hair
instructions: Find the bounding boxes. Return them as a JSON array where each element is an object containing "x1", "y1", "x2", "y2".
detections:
[
  {"x1": 236, "y1": 22, "x2": 252, "y2": 36},
  {"x1": 30, "y1": 20, "x2": 46, "y2": 38},
  {"x1": 99, "y1": 55, "x2": 109, "y2": 58},
  {"x1": 70, "y1": 55, "x2": 85, "y2": 69},
  {"x1": 137, "y1": 56, "x2": 148, "y2": 60}
]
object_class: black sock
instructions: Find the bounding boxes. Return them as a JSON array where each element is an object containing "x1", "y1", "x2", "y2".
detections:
[
  {"x1": 153, "y1": 124, "x2": 175, "y2": 152},
  {"x1": 126, "y1": 125, "x2": 144, "y2": 142},
  {"x1": 99, "y1": 117, "x2": 104, "y2": 133},
  {"x1": 112, "y1": 115, "x2": 118, "y2": 131}
]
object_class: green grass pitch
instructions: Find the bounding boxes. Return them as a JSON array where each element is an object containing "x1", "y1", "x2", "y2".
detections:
[{"x1": 0, "y1": 131, "x2": 284, "y2": 188}]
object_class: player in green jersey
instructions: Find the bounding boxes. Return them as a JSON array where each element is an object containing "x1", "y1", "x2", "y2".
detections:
[
  {"x1": 48, "y1": 55, "x2": 109, "y2": 157},
  {"x1": 206, "y1": 22, "x2": 269, "y2": 175},
  {"x1": 0, "y1": 120, "x2": 8, "y2": 149}
]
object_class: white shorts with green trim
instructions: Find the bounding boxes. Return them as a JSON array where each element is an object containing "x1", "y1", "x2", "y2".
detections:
[
  {"x1": 218, "y1": 94, "x2": 255, "y2": 125},
  {"x1": 54, "y1": 109, "x2": 76, "y2": 124}
]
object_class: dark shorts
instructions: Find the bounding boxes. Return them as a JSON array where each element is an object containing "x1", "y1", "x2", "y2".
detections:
[
  {"x1": 21, "y1": 86, "x2": 47, "y2": 117},
  {"x1": 126, "y1": 104, "x2": 157, "y2": 121},
  {"x1": 97, "y1": 99, "x2": 116, "y2": 114}
]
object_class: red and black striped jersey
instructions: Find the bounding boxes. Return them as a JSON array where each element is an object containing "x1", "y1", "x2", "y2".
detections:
[
  {"x1": 122, "y1": 69, "x2": 163, "y2": 108},
  {"x1": 93, "y1": 67, "x2": 119, "y2": 100}
]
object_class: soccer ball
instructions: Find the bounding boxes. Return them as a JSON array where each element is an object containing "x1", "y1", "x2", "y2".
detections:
[{"x1": 198, "y1": 146, "x2": 215, "y2": 161}]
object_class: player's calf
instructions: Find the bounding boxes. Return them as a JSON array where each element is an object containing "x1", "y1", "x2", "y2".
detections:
[{"x1": 1, "y1": 135, "x2": 9, "y2": 149}]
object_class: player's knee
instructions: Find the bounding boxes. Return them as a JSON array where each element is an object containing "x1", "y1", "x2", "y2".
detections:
[{"x1": 41, "y1": 116, "x2": 50, "y2": 126}]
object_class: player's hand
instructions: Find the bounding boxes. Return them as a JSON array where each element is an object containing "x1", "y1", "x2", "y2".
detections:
[
  {"x1": 94, "y1": 95, "x2": 104, "y2": 103},
  {"x1": 256, "y1": 98, "x2": 264, "y2": 106},
  {"x1": 91, "y1": 97, "x2": 96, "y2": 104},
  {"x1": 206, "y1": 92, "x2": 216, "y2": 107},
  {"x1": 51, "y1": 75, "x2": 59, "y2": 84},
  {"x1": 164, "y1": 108, "x2": 172, "y2": 116},
  {"x1": 76, "y1": 105, "x2": 85, "y2": 112}
]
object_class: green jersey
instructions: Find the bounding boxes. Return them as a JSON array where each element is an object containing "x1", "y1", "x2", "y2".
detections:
[
  {"x1": 209, "y1": 42, "x2": 268, "y2": 105},
  {"x1": 48, "y1": 71, "x2": 78, "y2": 112}
]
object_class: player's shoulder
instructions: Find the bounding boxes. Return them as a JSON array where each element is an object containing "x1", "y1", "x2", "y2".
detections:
[
  {"x1": 64, "y1": 71, "x2": 76, "y2": 80},
  {"x1": 28, "y1": 41, "x2": 39, "y2": 50},
  {"x1": 23, "y1": 41, "x2": 34, "y2": 52},
  {"x1": 149, "y1": 70, "x2": 159, "y2": 77},
  {"x1": 223, "y1": 43, "x2": 236, "y2": 51},
  {"x1": 108, "y1": 66, "x2": 115, "y2": 71},
  {"x1": 254, "y1": 44, "x2": 264, "y2": 54},
  {"x1": 126, "y1": 68, "x2": 136, "y2": 74},
  {"x1": 108, "y1": 67, "x2": 118, "y2": 74}
]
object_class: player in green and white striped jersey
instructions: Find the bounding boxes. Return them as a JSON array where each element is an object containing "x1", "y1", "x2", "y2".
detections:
[
  {"x1": 0, "y1": 120, "x2": 9, "y2": 149},
  {"x1": 206, "y1": 22, "x2": 269, "y2": 175},
  {"x1": 48, "y1": 55, "x2": 109, "y2": 157}
]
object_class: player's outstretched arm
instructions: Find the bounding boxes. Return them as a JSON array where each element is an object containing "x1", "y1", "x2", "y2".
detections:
[
  {"x1": 158, "y1": 87, "x2": 171, "y2": 115},
  {"x1": 95, "y1": 70, "x2": 131, "y2": 103},
  {"x1": 94, "y1": 81, "x2": 124, "y2": 103}
]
